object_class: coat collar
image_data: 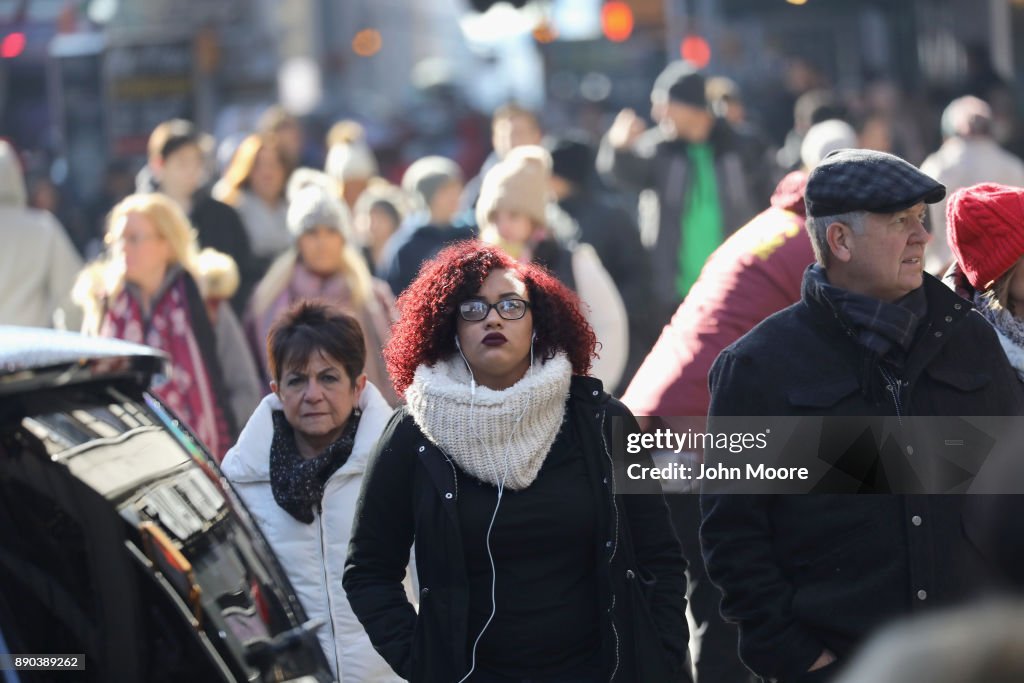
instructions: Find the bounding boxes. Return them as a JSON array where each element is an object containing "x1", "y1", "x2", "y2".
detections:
[{"x1": 221, "y1": 381, "x2": 392, "y2": 484}]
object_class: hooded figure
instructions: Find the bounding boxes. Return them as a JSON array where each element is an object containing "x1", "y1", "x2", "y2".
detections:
[{"x1": 0, "y1": 141, "x2": 83, "y2": 329}]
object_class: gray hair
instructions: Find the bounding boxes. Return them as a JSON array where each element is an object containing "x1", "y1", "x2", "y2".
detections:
[{"x1": 806, "y1": 210, "x2": 868, "y2": 266}]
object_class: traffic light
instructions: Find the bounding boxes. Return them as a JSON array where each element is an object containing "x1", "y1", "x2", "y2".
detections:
[
  {"x1": 1, "y1": 32, "x2": 25, "y2": 58},
  {"x1": 601, "y1": 2, "x2": 634, "y2": 42},
  {"x1": 680, "y1": 34, "x2": 711, "y2": 68}
]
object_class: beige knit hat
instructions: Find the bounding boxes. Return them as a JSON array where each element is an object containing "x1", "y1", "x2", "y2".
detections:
[{"x1": 475, "y1": 145, "x2": 551, "y2": 229}]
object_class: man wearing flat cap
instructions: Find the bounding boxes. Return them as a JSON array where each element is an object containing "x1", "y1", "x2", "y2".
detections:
[
  {"x1": 700, "y1": 149, "x2": 1024, "y2": 682},
  {"x1": 597, "y1": 60, "x2": 768, "y2": 328}
]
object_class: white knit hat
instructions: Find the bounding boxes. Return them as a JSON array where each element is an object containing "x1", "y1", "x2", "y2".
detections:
[
  {"x1": 286, "y1": 169, "x2": 354, "y2": 241},
  {"x1": 475, "y1": 145, "x2": 551, "y2": 229},
  {"x1": 325, "y1": 140, "x2": 379, "y2": 182},
  {"x1": 800, "y1": 119, "x2": 858, "y2": 170}
]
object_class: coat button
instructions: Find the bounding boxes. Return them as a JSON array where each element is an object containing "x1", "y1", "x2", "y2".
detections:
[
  {"x1": 912, "y1": 515, "x2": 922, "y2": 526},
  {"x1": 944, "y1": 316, "x2": 953, "y2": 323},
  {"x1": 421, "y1": 587, "x2": 430, "y2": 596},
  {"x1": 917, "y1": 589, "x2": 928, "y2": 601},
  {"x1": 418, "y1": 446, "x2": 425, "y2": 453},
  {"x1": 445, "y1": 492, "x2": 453, "y2": 500},
  {"x1": 592, "y1": 390, "x2": 599, "y2": 396},
  {"x1": 906, "y1": 446, "x2": 914, "y2": 455},
  {"x1": 605, "y1": 541, "x2": 613, "y2": 548},
  {"x1": 603, "y1": 477, "x2": 608, "y2": 485},
  {"x1": 934, "y1": 331, "x2": 943, "y2": 338},
  {"x1": 626, "y1": 569, "x2": 635, "y2": 580},
  {"x1": 954, "y1": 303, "x2": 962, "y2": 310}
]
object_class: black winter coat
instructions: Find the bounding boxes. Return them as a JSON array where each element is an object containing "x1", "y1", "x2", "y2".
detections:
[
  {"x1": 700, "y1": 272, "x2": 1024, "y2": 683},
  {"x1": 344, "y1": 376, "x2": 691, "y2": 682}
]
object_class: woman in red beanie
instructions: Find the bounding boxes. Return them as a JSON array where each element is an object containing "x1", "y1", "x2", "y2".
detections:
[{"x1": 946, "y1": 182, "x2": 1024, "y2": 379}]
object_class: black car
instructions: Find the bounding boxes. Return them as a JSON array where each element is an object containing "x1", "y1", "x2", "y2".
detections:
[{"x1": 0, "y1": 326, "x2": 334, "y2": 682}]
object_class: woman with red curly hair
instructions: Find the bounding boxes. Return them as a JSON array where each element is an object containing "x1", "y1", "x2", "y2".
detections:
[{"x1": 343, "y1": 242, "x2": 690, "y2": 683}]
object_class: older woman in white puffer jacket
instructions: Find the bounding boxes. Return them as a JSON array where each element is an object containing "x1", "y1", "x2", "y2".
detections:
[{"x1": 222, "y1": 300, "x2": 409, "y2": 681}]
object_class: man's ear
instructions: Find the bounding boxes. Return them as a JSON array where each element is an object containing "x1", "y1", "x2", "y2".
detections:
[{"x1": 826, "y1": 221, "x2": 854, "y2": 264}]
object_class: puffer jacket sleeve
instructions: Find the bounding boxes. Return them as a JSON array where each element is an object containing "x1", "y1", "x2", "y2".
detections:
[{"x1": 343, "y1": 409, "x2": 418, "y2": 680}]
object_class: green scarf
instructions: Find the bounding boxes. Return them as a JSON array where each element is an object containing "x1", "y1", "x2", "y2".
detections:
[{"x1": 677, "y1": 143, "x2": 724, "y2": 298}]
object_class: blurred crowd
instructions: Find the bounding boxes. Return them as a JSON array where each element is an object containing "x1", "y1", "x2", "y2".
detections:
[{"x1": 4, "y1": 53, "x2": 1024, "y2": 683}]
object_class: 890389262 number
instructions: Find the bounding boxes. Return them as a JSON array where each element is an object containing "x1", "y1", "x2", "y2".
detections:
[{"x1": 0, "y1": 654, "x2": 85, "y2": 671}]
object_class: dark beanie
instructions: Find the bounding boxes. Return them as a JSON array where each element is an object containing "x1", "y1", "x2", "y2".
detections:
[
  {"x1": 653, "y1": 60, "x2": 706, "y2": 108},
  {"x1": 544, "y1": 134, "x2": 595, "y2": 188}
]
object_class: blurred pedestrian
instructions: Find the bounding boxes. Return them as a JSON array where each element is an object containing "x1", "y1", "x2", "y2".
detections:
[
  {"x1": 598, "y1": 60, "x2": 764, "y2": 327},
  {"x1": 259, "y1": 104, "x2": 305, "y2": 169},
  {"x1": 545, "y1": 133, "x2": 658, "y2": 393},
  {"x1": 706, "y1": 76, "x2": 780, "y2": 206},
  {"x1": 700, "y1": 150, "x2": 1024, "y2": 683},
  {"x1": 477, "y1": 146, "x2": 628, "y2": 391},
  {"x1": 834, "y1": 602, "x2": 1024, "y2": 683},
  {"x1": 944, "y1": 183, "x2": 1024, "y2": 379},
  {"x1": 0, "y1": 141, "x2": 83, "y2": 330},
  {"x1": 460, "y1": 103, "x2": 543, "y2": 212},
  {"x1": 343, "y1": 242, "x2": 689, "y2": 683},
  {"x1": 622, "y1": 119, "x2": 856, "y2": 683},
  {"x1": 215, "y1": 133, "x2": 293, "y2": 272},
  {"x1": 352, "y1": 180, "x2": 409, "y2": 277},
  {"x1": 194, "y1": 248, "x2": 262, "y2": 431},
  {"x1": 326, "y1": 120, "x2": 379, "y2": 210},
  {"x1": 920, "y1": 97, "x2": 1024, "y2": 275},
  {"x1": 245, "y1": 170, "x2": 397, "y2": 405},
  {"x1": 381, "y1": 155, "x2": 472, "y2": 295},
  {"x1": 223, "y1": 301, "x2": 407, "y2": 682},
  {"x1": 143, "y1": 119, "x2": 260, "y2": 316},
  {"x1": 75, "y1": 193, "x2": 240, "y2": 459}
]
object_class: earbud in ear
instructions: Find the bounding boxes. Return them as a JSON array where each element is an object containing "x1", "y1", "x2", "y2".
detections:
[
  {"x1": 531, "y1": 331, "x2": 537, "y2": 342},
  {"x1": 455, "y1": 335, "x2": 462, "y2": 349}
]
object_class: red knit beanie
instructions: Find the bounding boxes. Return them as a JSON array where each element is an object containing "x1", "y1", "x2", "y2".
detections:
[{"x1": 946, "y1": 182, "x2": 1024, "y2": 290}]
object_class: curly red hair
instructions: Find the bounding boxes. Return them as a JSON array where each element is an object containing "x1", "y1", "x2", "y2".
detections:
[{"x1": 385, "y1": 241, "x2": 597, "y2": 396}]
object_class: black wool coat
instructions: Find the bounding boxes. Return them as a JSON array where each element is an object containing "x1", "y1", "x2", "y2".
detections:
[
  {"x1": 344, "y1": 376, "x2": 691, "y2": 683},
  {"x1": 700, "y1": 272, "x2": 1024, "y2": 683}
]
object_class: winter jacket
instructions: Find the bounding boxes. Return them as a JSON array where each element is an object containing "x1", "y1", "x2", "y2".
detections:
[
  {"x1": 921, "y1": 137, "x2": 1024, "y2": 275},
  {"x1": 222, "y1": 382, "x2": 407, "y2": 682},
  {"x1": 343, "y1": 376, "x2": 690, "y2": 683},
  {"x1": 597, "y1": 118, "x2": 763, "y2": 325},
  {"x1": 0, "y1": 144, "x2": 83, "y2": 329},
  {"x1": 380, "y1": 219, "x2": 476, "y2": 297},
  {"x1": 700, "y1": 271, "x2": 1024, "y2": 682},
  {"x1": 623, "y1": 171, "x2": 812, "y2": 418}
]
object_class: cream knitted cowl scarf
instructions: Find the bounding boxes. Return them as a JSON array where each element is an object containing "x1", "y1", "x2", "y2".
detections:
[{"x1": 405, "y1": 352, "x2": 573, "y2": 490}]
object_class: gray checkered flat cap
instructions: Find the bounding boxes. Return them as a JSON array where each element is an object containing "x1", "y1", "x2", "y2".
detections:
[{"x1": 805, "y1": 148, "x2": 945, "y2": 217}]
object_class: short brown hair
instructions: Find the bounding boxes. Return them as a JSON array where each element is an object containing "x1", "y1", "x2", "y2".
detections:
[{"x1": 267, "y1": 300, "x2": 366, "y2": 385}]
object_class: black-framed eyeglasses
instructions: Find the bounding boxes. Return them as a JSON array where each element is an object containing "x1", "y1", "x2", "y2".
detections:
[{"x1": 458, "y1": 298, "x2": 531, "y2": 322}]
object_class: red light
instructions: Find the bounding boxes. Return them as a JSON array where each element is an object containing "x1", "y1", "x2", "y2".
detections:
[
  {"x1": 681, "y1": 35, "x2": 711, "y2": 69},
  {"x1": 1, "y1": 32, "x2": 25, "y2": 59},
  {"x1": 601, "y1": 2, "x2": 634, "y2": 43}
]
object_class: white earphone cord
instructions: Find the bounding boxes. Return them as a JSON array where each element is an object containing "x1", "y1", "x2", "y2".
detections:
[{"x1": 455, "y1": 333, "x2": 535, "y2": 683}]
